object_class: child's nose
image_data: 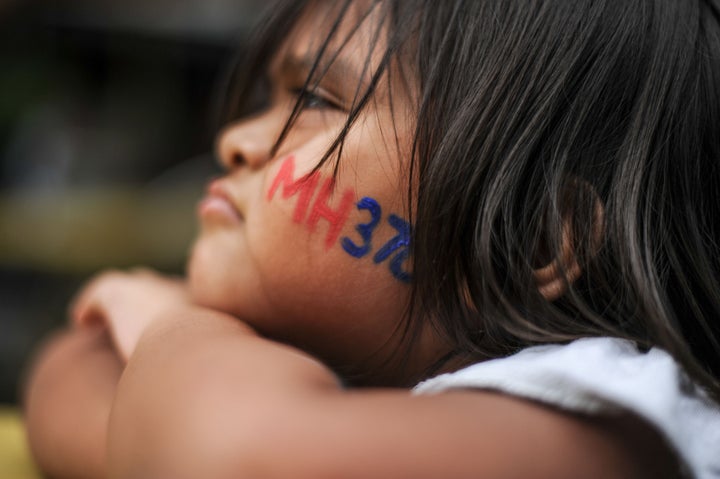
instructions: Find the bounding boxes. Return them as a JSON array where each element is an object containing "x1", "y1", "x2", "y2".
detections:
[{"x1": 216, "y1": 116, "x2": 276, "y2": 171}]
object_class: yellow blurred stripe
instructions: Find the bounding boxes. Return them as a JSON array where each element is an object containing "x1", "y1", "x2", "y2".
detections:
[
  {"x1": 0, "y1": 187, "x2": 199, "y2": 273},
  {"x1": 0, "y1": 406, "x2": 41, "y2": 479}
]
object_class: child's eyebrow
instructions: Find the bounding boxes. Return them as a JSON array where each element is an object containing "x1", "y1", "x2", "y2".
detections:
[{"x1": 278, "y1": 53, "x2": 365, "y2": 93}]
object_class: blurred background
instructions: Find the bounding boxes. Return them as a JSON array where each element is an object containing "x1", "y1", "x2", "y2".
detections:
[{"x1": 0, "y1": 0, "x2": 265, "y2": 406}]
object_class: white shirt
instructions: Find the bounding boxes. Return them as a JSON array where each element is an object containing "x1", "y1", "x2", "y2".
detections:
[{"x1": 414, "y1": 337, "x2": 720, "y2": 478}]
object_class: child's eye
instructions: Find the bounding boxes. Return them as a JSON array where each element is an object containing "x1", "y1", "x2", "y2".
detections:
[{"x1": 291, "y1": 88, "x2": 343, "y2": 111}]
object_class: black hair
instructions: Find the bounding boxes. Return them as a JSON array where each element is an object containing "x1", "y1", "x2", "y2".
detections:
[{"x1": 221, "y1": 0, "x2": 720, "y2": 399}]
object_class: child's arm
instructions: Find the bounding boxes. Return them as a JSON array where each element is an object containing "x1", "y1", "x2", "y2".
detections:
[
  {"x1": 98, "y1": 274, "x2": 660, "y2": 479},
  {"x1": 23, "y1": 327, "x2": 122, "y2": 479}
]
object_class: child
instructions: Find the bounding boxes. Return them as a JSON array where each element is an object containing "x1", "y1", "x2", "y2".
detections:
[{"x1": 23, "y1": 0, "x2": 720, "y2": 478}]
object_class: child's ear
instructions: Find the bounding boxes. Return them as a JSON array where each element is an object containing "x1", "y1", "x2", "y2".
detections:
[
  {"x1": 532, "y1": 179, "x2": 605, "y2": 302},
  {"x1": 532, "y1": 226, "x2": 582, "y2": 301}
]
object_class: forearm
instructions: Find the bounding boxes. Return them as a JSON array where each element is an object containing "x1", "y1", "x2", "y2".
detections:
[
  {"x1": 107, "y1": 308, "x2": 340, "y2": 479},
  {"x1": 23, "y1": 327, "x2": 123, "y2": 479},
  {"x1": 105, "y1": 307, "x2": 651, "y2": 479}
]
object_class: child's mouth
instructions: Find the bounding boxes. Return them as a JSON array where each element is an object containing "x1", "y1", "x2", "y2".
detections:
[{"x1": 198, "y1": 180, "x2": 244, "y2": 224}]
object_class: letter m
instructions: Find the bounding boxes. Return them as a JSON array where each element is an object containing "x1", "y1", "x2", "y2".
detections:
[{"x1": 266, "y1": 155, "x2": 320, "y2": 223}]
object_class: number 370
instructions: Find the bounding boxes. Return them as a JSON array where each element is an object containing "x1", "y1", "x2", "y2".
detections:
[{"x1": 341, "y1": 197, "x2": 412, "y2": 283}]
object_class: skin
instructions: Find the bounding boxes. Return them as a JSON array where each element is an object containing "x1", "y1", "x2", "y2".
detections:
[
  {"x1": 23, "y1": 4, "x2": 679, "y2": 478},
  {"x1": 23, "y1": 327, "x2": 122, "y2": 479}
]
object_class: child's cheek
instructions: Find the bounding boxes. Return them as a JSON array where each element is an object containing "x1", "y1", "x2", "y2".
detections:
[{"x1": 265, "y1": 155, "x2": 413, "y2": 284}]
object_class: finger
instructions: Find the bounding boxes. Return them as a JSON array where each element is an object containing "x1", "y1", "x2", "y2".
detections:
[
  {"x1": 74, "y1": 304, "x2": 107, "y2": 328},
  {"x1": 69, "y1": 270, "x2": 120, "y2": 326},
  {"x1": 128, "y1": 266, "x2": 160, "y2": 278},
  {"x1": 69, "y1": 282, "x2": 98, "y2": 326}
]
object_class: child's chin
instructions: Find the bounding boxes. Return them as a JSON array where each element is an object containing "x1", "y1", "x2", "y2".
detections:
[{"x1": 187, "y1": 274, "x2": 234, "y2": 317}]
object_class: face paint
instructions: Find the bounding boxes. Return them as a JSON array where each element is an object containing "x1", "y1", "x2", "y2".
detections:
[
  {"x1": 267, "y1": 155, "x2": 356, "y2": 250},
  {"x1": 268, "y1": 155, "x2": 412, "y2": 283},
  {"x1": 342, "y1": 200, "x2": 412, "y2": 283},
  {"x1": 307, "y1": 178, "x2": 356, "y2": 249},
  {"x1": 342, "y1": 197, "x2": 382, "y2": 258},
  {"x1": 372, "y1": 214, "x2": 412, "y2": 283},
  {"x1": 266, "y1": 155, "x2": 320, "y2": 223}
]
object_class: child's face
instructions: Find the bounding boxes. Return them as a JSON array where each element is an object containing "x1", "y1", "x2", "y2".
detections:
[{"x1": 188, "y1": 5, "x2": 443, "y2": 378}]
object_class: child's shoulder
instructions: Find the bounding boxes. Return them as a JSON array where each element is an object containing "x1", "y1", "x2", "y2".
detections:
[{"x1": 415, "y1": 337, "x2": 720, "y2": 478}]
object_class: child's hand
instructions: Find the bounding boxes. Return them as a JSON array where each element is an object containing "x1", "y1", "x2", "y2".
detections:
[{"x1": 71, "y1": 269, "x2": 192, "y2": 361}]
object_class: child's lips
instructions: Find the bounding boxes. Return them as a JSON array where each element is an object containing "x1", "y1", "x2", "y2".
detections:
[{"x1": 198, "y1": 180, "x2": 244, "y2": 223}]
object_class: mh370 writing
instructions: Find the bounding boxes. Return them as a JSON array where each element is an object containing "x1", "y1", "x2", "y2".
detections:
[{"x1": 266, "y1": 155, "x2": 412, "y2": 283}]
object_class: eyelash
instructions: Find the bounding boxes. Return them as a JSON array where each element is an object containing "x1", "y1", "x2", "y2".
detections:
[{"x1": 291, "y1": 87, "x2": 343, "y2": 111}]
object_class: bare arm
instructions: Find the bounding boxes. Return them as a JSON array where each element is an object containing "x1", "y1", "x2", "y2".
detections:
[
  {"x1": 107, "y1": 309, "x2": 660, "y2": 479},
  {"x1": 23, "y1": 327, "x2": 122, "y2": 479}
]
